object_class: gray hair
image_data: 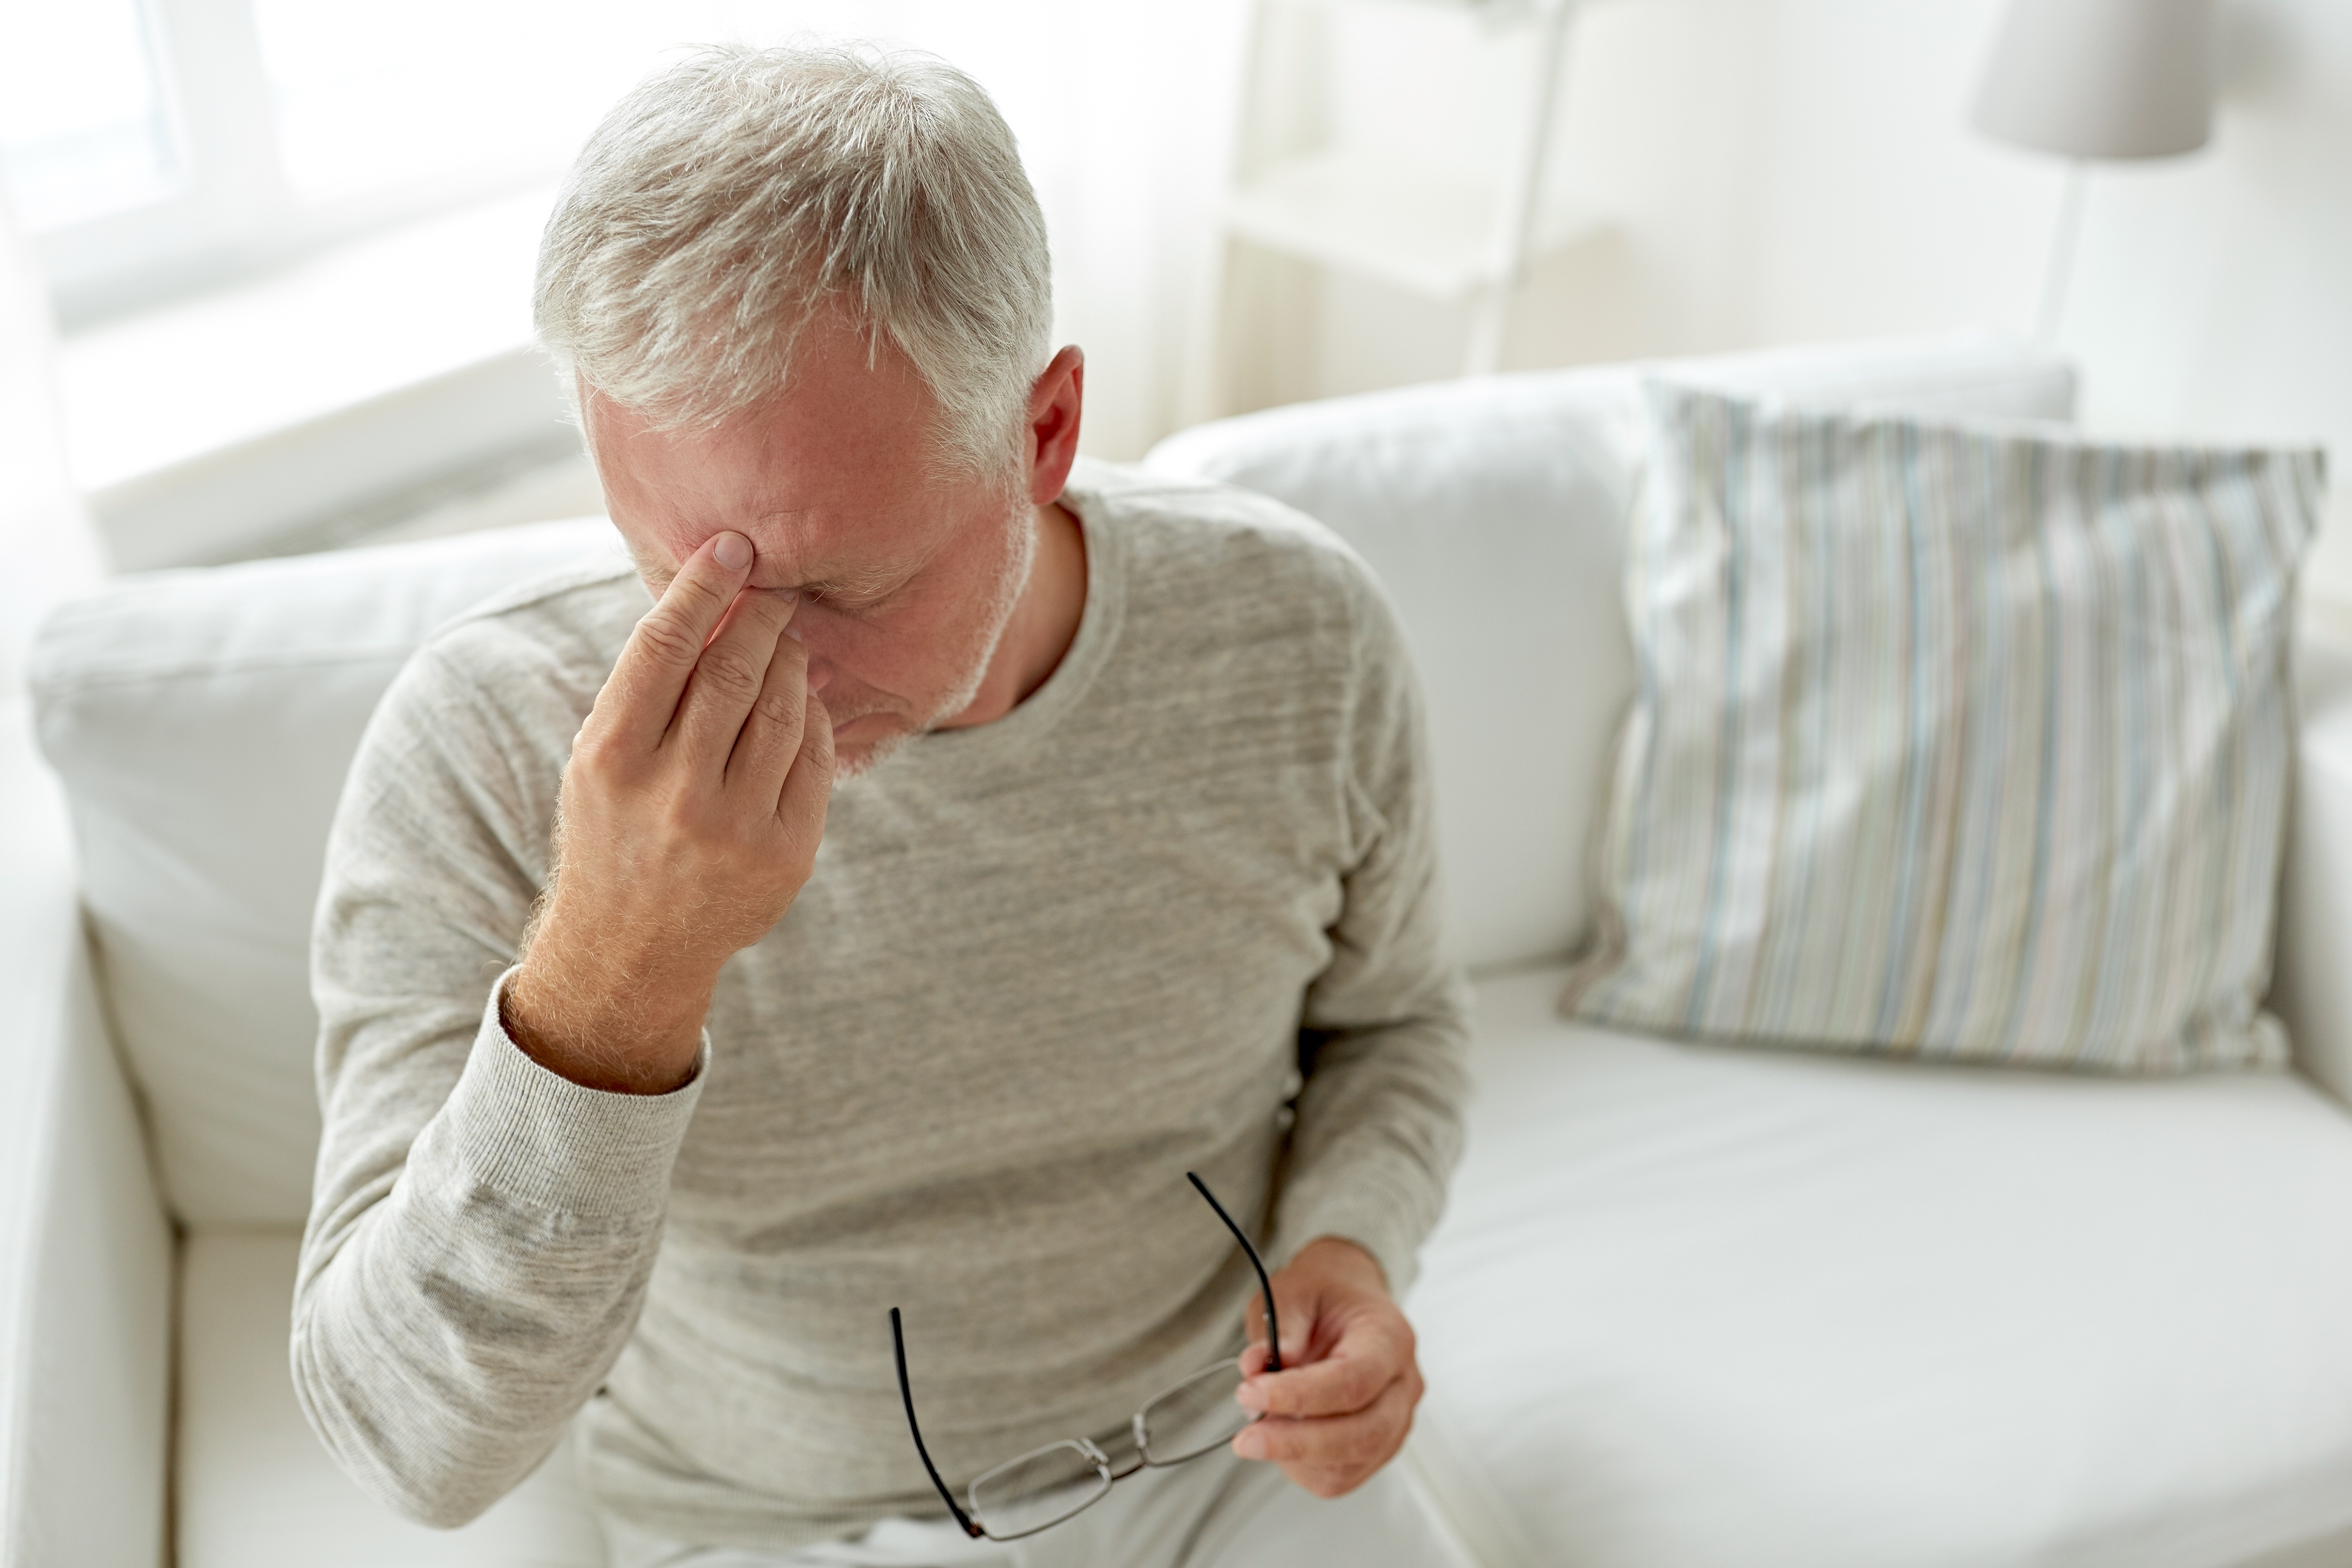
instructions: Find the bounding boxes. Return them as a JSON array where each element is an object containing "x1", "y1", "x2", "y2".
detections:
[{"x1": 535, "y1": 42, "x2": 1054, "y2": 474}]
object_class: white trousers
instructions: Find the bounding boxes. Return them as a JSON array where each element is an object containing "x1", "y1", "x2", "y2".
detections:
[{"x1": 607, "y1": 1452, "x2": 1469, "y2": 1568}]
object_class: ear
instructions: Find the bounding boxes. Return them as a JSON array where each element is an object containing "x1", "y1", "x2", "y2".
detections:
[{"x1": 1024, "y1": 345, "x2": 1086, "y2": 507}]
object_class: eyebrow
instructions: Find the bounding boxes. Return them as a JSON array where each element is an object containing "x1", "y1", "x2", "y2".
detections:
[{"x1": 786, "y1": 560, "x2": 908, "y2": 601}]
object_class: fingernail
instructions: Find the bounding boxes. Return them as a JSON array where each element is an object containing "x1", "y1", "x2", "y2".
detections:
[
  {"x1": 1232, "y1": 1428, "x2": 1264, "y2": 1459},
  {"x1": 1236, "y1": 1383, "x2": 1267, "y2": 1414},
  {"x1": 714, "y1": 532, "x2": 752, "y2": 570}
]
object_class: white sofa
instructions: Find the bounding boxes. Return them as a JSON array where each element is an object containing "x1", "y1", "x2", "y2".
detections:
[{"x1": 10, "y1": 336, "x2": 2352, "y2": 1568}]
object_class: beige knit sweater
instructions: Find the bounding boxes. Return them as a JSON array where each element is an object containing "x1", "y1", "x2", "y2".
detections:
[{"x1": 293, "y1": 460, "x2": 1470, "y2": 1552}]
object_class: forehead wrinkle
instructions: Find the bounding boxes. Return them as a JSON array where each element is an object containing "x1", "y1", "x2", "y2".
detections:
[
  {"x1": 729, "y1": 514, "x2": 861, "y2": 596},
  {"x1": 740, "y1": 495, "x2": 961, "y2": 598}
]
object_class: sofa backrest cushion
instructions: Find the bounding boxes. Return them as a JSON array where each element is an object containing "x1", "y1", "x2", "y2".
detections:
[
  {"x1": 32, "y1": 520, "x2": 622, "y2": 1226},
  {"x1": 1142, "y1": 335, "x2": 2078, "y2": 971}
]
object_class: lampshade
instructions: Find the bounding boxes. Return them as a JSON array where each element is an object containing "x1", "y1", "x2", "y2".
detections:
[{"x1": 1971, "y1": 0, "x2": 2215, "y2": 160}]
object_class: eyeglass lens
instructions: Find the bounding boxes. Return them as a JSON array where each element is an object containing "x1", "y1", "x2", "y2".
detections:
[
  {"x1": 1136, "y1": 1359, "x2": 1255, "y2": 1465},
  {"x1": 968, "y1": 1439, "x2": 1113, "y2": 1539}
]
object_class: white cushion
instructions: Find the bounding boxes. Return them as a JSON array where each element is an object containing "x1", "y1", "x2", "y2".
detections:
[
  {"x1": 31, "y1": 519, "x2": 623, "y2": 1225},
  {"x1": 179, "y1": 1229, "x2": 606, "y2": 1568},
  {"x1": 176, "y1": 972, "x2": 2352, "y2": 1568},
  {"x1": 1143, "y1": 335, "x2": 2077, "y2": 971},
  {"x1": 1407, "y1": 968, "x2": 2352, "y2": 1567}
]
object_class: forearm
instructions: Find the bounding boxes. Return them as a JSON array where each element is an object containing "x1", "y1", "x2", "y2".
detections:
[
  {"x1": 292, "y1": 972, "x2": 701, "y2": 1528},
  {"x1": 1274, "y1": 999, "x2": 1470, "y2": 1295}
]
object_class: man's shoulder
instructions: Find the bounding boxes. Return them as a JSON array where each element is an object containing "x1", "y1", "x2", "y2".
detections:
[
  {"x1": 409, "y1": 553, "x2": 649, "y2": 713},
  {"x1": 1070, "y1": 458, "x2": 1385, "y2": 633},
  {"x1": 336, "y1": 554, "x2": 646, "y2": 864}
]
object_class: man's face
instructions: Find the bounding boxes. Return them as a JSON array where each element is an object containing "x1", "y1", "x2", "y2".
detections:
[{"x1": 585, "y1": 306, "x2": 1031, "y2": 779}]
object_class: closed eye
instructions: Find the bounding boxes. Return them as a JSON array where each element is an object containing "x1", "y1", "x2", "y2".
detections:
[{"x1": 802, "y1": 581, "x2": 901, "y2": 615}]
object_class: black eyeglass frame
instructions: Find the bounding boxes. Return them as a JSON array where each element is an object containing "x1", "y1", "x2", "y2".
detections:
[{"x1": 889, "y1": 1170, "x2": 1285, "y2": 1541}]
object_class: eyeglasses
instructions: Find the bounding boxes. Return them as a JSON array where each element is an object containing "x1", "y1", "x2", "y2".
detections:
[{"x1": 889, "y1": 1171, "x2": 1284, "y2": 1542}]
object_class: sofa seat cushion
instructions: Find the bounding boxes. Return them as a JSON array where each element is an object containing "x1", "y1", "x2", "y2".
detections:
[
  {"x1": 1406, "y1": 969, "x2": 2352, "y2": 1568},
  {"x1": 180, "y1": 969, "x2": 2352, "y2": 1568},
  {"x1": 179, "y1": 1230, "x2": 607, "y2": 1568}
]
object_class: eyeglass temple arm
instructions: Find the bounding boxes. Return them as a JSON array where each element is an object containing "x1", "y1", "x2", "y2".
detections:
[
  {"x1": 889, "y1": 1307, "x2": 986, "y2": 1539},
  {"x1": 1184, "y1": 1171, "x2": 1282, "y2": 1373}
]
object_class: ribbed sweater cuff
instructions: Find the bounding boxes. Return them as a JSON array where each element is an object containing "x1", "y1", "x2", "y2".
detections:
[
  {"x1": 433, "y1": 966, "x2": 708, "y2": 1216},
  {"x1": 1272, "y1": 1176, "x2": 1426, "y2": 1300}
]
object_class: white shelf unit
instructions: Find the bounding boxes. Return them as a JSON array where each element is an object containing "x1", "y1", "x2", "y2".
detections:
[
  {"x1": 1227, "y1": 148, "x2": 1600, "y2": 303},
  {"x1": 1213, "y1": 0, "x2": 1592, "y2": 392}
]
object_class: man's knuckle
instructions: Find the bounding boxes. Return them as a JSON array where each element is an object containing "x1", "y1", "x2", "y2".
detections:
[
  {"x1": 633, "y1": 615, "x2": 699, "y2": 667},
  {"x1": 654, "y1": 789, "x2": 704, "y2": 840},
  {"x1": 753, "y1": 688, "x2": 803, "y2": 729},
  {"x1": 698, "y1": 650, "x2": 764, "y2": 699},
  {"x1": 571, "y1": 731, "x2": 634, "y2": 781}
]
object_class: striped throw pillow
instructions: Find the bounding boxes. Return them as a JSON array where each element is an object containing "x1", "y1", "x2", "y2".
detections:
[{"x1": 1564, "y1": 385, "x2": 2327, "y2": 1071}]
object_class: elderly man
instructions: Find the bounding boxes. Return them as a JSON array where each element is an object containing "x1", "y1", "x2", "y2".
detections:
[{"x1": 295, "y1": 42, "x2": 1470, "y2": 1568}]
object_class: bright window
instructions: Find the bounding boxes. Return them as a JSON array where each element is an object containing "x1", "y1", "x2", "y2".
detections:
[
  {"x1": 0, "y1": 0, "x2": 181, "y2": 232},
  {"x1": 0, "y1": 0, "x2": 749, "y2": 322},
  {"x1": 252, "y1": 0, "x2": 682, "y2": 202}
]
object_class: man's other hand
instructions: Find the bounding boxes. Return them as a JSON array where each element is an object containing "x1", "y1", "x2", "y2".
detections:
[
  {"x1": 504, "y1": 530, "x2": 834, "y2": 1094},
  {"x1": 1231, "y1": 1237, "x2": 1423, "y2": 1498}
]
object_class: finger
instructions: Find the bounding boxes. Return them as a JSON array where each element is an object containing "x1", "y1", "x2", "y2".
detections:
[
  {"x1": 1240, "y1": 1291, "x2": 1273, "y2": 1359},
  {"x1": 1232, "y1": 1376, "x2": 1417, "y2": 1481},
  {"x1": 1244, "y1": 1290, "x2": 1320, "y2": 1369},
  {"x1": 668, "y1": 588, "x2": 797, "y2": 772},
  {"x1": 601, "y1": 532, "x2": 756, "y2": 750},
  {"x1": 1239, "y1": 1331, "x2": 1403, "y2": 1420},
  {"x1": 777, "y1": 689, "x2": 836, "y2": 823},
  {"x1": 1266, "y1": 1280, "x2": 1322, "y2": 1369},
  {"x1": 726, "y1": 613, "x2": 811, "y2": 792}
]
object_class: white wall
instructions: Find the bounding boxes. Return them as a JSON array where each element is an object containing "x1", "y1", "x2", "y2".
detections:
[
  {"x1": 1292, "y1": 0, "x2": 2352, "y2": 612},
  {"x1": 793, "y1": 0, "x2": 1252, "y2": 462}
]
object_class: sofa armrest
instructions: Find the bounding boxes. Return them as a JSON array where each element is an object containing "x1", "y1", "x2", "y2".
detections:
[
  {"x1": 0, "y1": 697, "x2": 173, "y2": 1568},
  {"x1": 2274, "y1": 638, "x2": 2352, "y2": 1105}
]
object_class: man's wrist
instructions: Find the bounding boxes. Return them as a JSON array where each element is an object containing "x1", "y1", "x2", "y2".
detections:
[
  {"x1": 1291, "y1": 1235, "x2": 1390, "y2": 1295},
  {"x1": 501, "y1": 950, "x2": 713, "y2": 1096}
]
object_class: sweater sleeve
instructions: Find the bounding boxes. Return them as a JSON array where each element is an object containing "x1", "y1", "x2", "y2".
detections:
[
  {"x1": 1270, "y1": 566, "x2": 1472, "y2": 1296},
  {"x1": 290, "y1": 634, "x2": 701, "y2": 1530}
]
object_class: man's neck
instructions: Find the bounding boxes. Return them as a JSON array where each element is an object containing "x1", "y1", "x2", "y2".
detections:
[{"x1": 938, "y1": 499, "x2": 1087, "y2": 730}]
